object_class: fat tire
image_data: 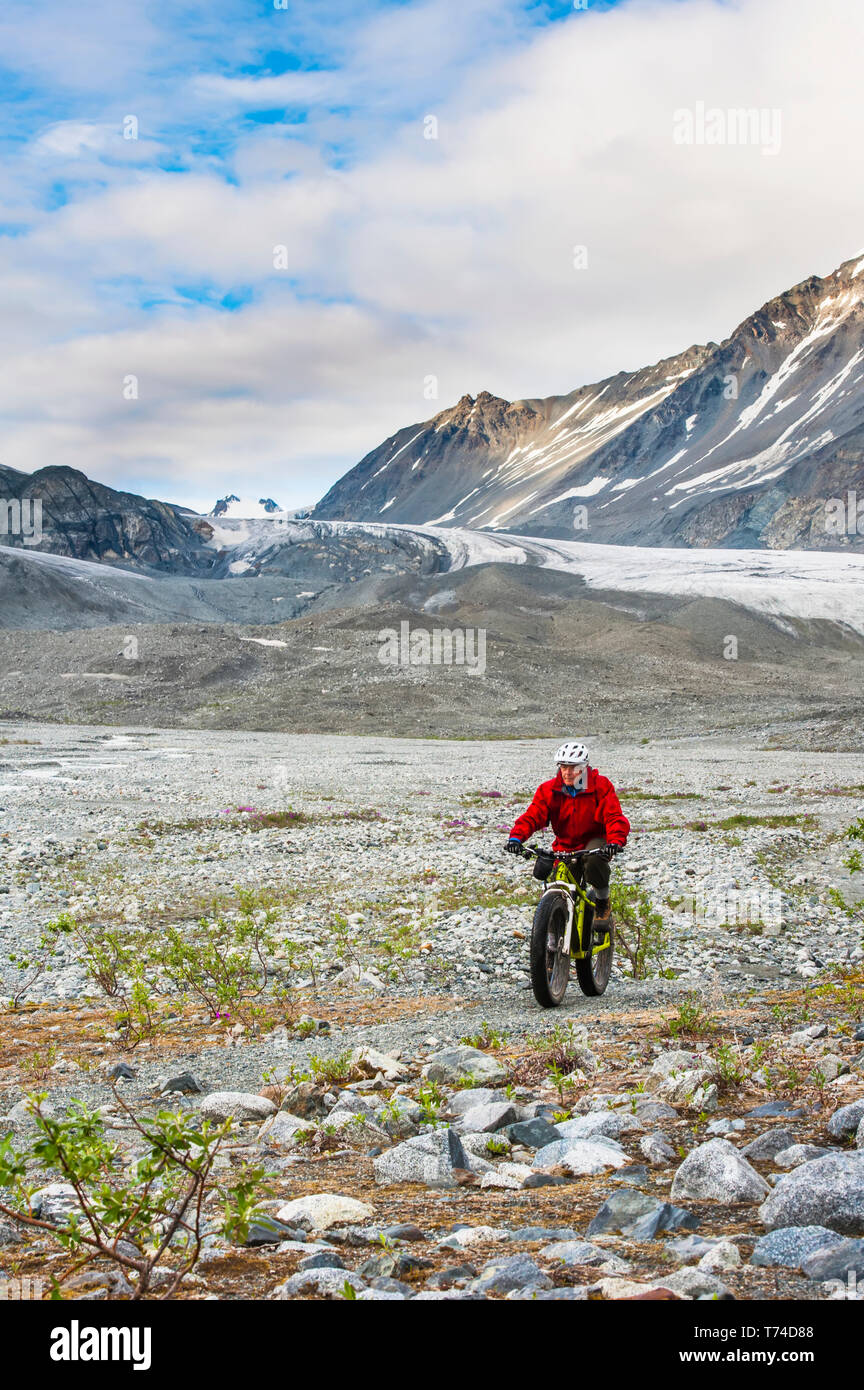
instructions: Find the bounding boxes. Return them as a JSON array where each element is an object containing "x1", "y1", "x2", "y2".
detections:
[
  {"x1": 530, "y1": 892, "x2": 570, "y2": 1008},
  {"x1": 574, "y1": 912, "x2": 614, "y2": 997}
]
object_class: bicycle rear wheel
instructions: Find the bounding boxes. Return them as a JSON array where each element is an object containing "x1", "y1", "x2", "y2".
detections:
[
  {"x1": 574, "y1": 910, "x2": 614, "y2": 996},
  {"x1": 530, "y1": 892, "x2": 570, "y2": 1008}
]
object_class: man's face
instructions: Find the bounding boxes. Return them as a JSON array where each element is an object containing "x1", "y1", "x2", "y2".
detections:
[{"x1": 559, "y1": 762, "x2": 583, "y2": 785}]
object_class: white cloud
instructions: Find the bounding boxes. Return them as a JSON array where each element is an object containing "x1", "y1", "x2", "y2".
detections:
[{"x1": 1, "y1": 0, "x2": 863, "y2": 510}]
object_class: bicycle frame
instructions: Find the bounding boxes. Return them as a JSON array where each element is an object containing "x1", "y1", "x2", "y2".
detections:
[{"x1": 542, "y1": 858, "x2": 595, "y2": 959}]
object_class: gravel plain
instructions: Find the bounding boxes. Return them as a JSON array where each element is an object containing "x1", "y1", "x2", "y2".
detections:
[{"x1": 1, "y1": 721, "x2": 863, "y2": 1302}]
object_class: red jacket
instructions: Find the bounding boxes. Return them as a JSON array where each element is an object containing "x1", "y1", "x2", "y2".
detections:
[{"x1": 510, "y1": 767, "x2": 629, "y2": 852}]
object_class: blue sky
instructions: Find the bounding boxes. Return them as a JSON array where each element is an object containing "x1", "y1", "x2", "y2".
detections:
[{"x1": 0, "y1": 0, "x2": 860, "y2": 511}]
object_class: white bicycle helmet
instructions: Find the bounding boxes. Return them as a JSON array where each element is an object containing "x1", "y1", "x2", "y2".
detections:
[{"x1": 554, "y1": 740, "x2": 589, "y2": 766}]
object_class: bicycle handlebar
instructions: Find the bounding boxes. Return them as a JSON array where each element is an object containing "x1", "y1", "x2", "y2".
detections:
[{"x1": 521, "y1": 843, "x2": 617, "y2": 861}]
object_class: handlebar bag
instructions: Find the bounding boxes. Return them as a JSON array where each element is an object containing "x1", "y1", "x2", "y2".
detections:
[{"x1": 533, "y1": 849, "x2": 555, "y2": 881}]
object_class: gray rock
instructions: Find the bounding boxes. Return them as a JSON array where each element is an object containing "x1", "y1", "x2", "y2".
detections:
[
  {"x1": 329, "y1": 1090, "x2": 378, "y2": 1118},
  {"x1": 556, "y1": 1110, "x2": 643, "y2": 1142},
  {"x1": 0, "y1": 1217, "x2": 24, "y2": 1247},
  {"x1": 243, "y1": 1217, "x2": 301, "y2": 1248},
  {"x1": 640, "y1": 1132, "x2": 677, "y2": 1166},
  {"x1": 457, "y1": 1101, "x2": 518, "y2": 1134},
  {"x1": 533, "y1": 1138, "x2": 628, "y2": 1175},
  {"x1": 423, "y1": 1264, "x2": 478, "y2": 1289},
  {"x1": 29, "y1": 1182, "x2": 83, "y2": 1225},
  {"x1": 633, "y1": 1099, "x2": 678, "y2": 1123},
  {"x1": 272, "y1": 1268, "x2": 366, "y2": 1299},
  {"x1": 257, "y1": 1111, "x2": 311, "y2": 1147},
  {"x1": 774, "y1": 1144, "x2": 833, "y2": 1170},
  {"x1": 509, "y1": 1226, "x2": 581, "y2": 1242},
  {"x1": 373, "y1": 1128, "x2": 468, "y2": 1188},
  {"x1": 827, "y1": 1099, "x2": 864, "y2": 1140},
  {"x1": 275, "y1": 1194, "x2": 375, "y2": 1232},
  {"x1": 587, "y1": 1189, "x2": 699, "y2": 1239},
  {"x1": 741, "y1": 1128, "x2": 798, "y2": 1162},
  {"x1": 199, "y1": 1091, "x2": 276, "y2": 1123},
  {"x1": 507, "y1": 1286, "x2": 589, "y2": 1300},
  {"x1": 318, "y1": 1111, "x2": 390, "y2": 1148},
  {"x1": 506, "y1": 1118, "x2": 562, "y2": 1149},
  {"x1": 297, "y1": 1252, "x2": 346, "y2": 1271},
  {"x1": 747, "y1": 1101, "x2": 807, "y2": 1118},
  {"x1": 460, "y1": 1131, "x2": 511, "y2": 1159},
  {"x1": 540, "y1": 1240, "x2": 631, "y2": 1272},
  {"x1": 790, "y1": 1024, "x2": 828, "y2": 1045},
  {"x1": 759, "y1": 1154, "x2": 864, "y2": 1235},
  {"x1": 356, "y1": 1289, "x2": 406, "y2": 1301},
  {"x1": 109, "y1": 1062, "x2": 137, "y2": 1081},
  {"x1": 858, "y1": 1116, "x2": 864, "y2": 1150},
  {"x1": 373, "y1": 1098, "x2": 423, "y2": 1140},
  {"x1": 411, "y1": 1290, "x2": 487, "y2": 1300},
  {"x1": 446, "y1": 1088, "x2": 502, "y2": 1115},
  {"x1": 670, "y1": 1139, "x2": 770, "y2": 1204},
  {"x1": 659, "y1": 1267, "x2": 732, "y2": 1300},
  {"x1": 649, "y1": 1049, "x2": 712, "y2": 1081},
  {"x1": 158, "y1": 1071, "x2": 203, "y2": 1095},
  {"x1": 800, "y1": 1239, "x2": 864, "y2": 1282},
  {"x1": 423, "y1": 1047, "x2": 507, "y2": 1086},
  {"x1": 750, "y1": 1225, "x2": 840, "y2": 1269},
  {"x1": 470, "y1": 1254, "x2": 551, "y2": 1295}
]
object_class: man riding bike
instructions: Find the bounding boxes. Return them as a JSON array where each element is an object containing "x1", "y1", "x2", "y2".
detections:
[{"x1": 505, "y1": 741, "x2": 629, "y2": 923}]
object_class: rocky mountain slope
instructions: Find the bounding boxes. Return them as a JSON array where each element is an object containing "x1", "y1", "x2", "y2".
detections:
[
  {"x1": 312, "y1": 254, "x2": 864, "y2": 550},
  {"x1": 0, "y1": 464, "x2": 209, "y2": 572}
]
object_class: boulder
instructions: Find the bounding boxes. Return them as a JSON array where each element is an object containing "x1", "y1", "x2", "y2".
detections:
[
  {"x1": 318, "y1": 1111, "x2": 390, "y2": 1148},
  {"x1": 741, "y1": 1128, "x2": 798, "y2": 1162},
  {"x1": 759, "y1": 1154, "x2": 864, "y2": 1236},
  {"x1": 750, "y1": 1225, "x2": 840, "y2": 1269},
  {"x1": 670, "y1": 1139, "x2": 770, "y2": 1204},
  {"x1": 470, "y1": 1254, "x2": 551, "y2": 1295},
  {"x1": 800, "y1": 1238, "x2": 864, "y2": 1282},
  {"x1": 373, "y1": 1129, "x2": 469, "y2": 1188},
  {"x1": 257, "y1": 1111, "x2": 311, "y2": 1147},
  {"x1": 271, "y1": 1268, "x2": 367, "y2": 1299},
  {"x1": 656, "y1": 1072, "x2": 718, "y2": 1110},
  {"x1": 423, "y1": 1047, "x2": 507, "y2": 1087},
  {"x1": 648, "y1": 1050, "x2": 716, "y2": 1083},
  {"x1": 540, "y1": 1240, "x2": 631, "y2": 1272},
  {"x1": 275, "y1": 1194, "x2": 375, "y2": 1233},
  {"x1": 658, "y1": 1267, "x2": 732, "y2": 1300},
  {"x1": 556, "y1": 1110, "x2": 643, "y2": 1142},
  {"x1": 505, "y1": 1118, "x2": 562, "y2": 1150},
  {"x1": 350, "y1": 1046, "x2": 410, "y2": 1081},
  {"x1": 587, "y1": 1189, "x2": 699, "y2": 1240},
  {"x1": 773, "y1": 1144, "x2": 832, "y2": 1170},
  {"x1": 29, "y1": 1183, "x2": 83, "y2": 1225},
  {"x1": 456, "y1": 1101, "x2": 518, "y2": 1134},
  {"x1": 827, "y1": 1099, "x2": 864, "y2": 1141},
  {"x1": 279, "y1": 1081, "x2": 329, "y2": 1119},
  {"x1": 199, "y1": 1092, "x2": 276, "y2": 1123},
  {"x1": 640, "y1": 1133, "x2": 677, "y2": 1166},
  {"x1": 533, "y1": 1138, "x2": 628, "y2": 1175},
  {"x1": 697, "y1": 1240, "x2": 741, "y2": 1272},
  {"x1": 446, "y1": 1088, "x2": 502, "y2": 1116}
]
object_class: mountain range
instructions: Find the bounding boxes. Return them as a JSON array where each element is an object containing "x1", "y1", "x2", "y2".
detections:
[
  {"x1": 312, "y1": 253, "x2": 864, "y2": 550},
  {"x1": 1, "y1": 252, "x2": 863, "y2": 578}
]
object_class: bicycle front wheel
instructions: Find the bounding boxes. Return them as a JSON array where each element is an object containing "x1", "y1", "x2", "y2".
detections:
[{"x1": 530, "y1": 892, "x2": 570, "y2": 1008}]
